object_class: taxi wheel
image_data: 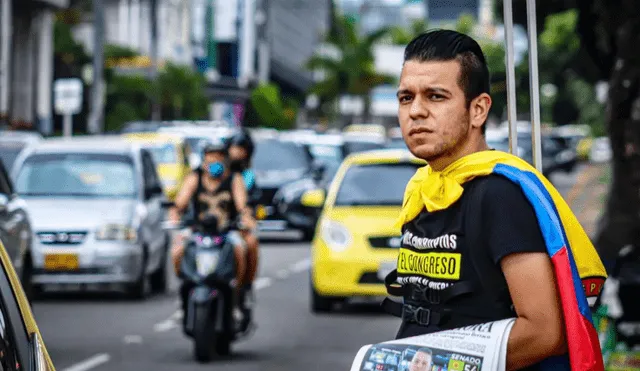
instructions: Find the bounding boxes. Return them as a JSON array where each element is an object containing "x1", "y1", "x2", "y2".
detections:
[
  {"x1": 22, "y1": 256, "x2": 39, "y2": 303},
  {"x1": 301, "y1": 228, "x2": 315, "y2": 242},
  {"x1": 150, "y1": 238, "x2": 169, "y2": 294},
  {"x1": 127, "y1": 247, "x2": 150, "y2": 300}
]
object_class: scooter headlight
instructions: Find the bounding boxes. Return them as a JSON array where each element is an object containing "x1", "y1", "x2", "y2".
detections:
[{"x1": 196, "y1": 250, "x2": 219, "y2": 276}]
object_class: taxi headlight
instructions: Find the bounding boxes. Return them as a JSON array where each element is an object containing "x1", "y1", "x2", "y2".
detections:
[
  {"x1": 162, "y1": 178, "x2": 178, "y2": 188},
  {"x1": 320, "y1": 219, "x2": 352, "y2": 252},
  {"x1": 96, "y1": 224, "x2": 137, "y2": 241}
]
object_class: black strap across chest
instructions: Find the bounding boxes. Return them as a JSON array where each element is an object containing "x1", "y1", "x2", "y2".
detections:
[{"x1": 381, "y1": 177, "x2": 516, "y2": 328}]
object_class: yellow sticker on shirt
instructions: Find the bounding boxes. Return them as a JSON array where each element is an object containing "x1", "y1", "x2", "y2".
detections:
[{"x1": 397, "y1": 249, "x2": 461, "y2": 280}]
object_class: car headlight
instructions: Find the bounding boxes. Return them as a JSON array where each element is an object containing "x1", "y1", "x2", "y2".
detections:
[
  {"x1": 320, "y1": 219, "x2": 352, "y2": 252},
  {"x1": 162, "y1": 178, "x2": 178, "y2": 188},
  {"x1": 96, "y1": 224, "x2": 137, "y2": 241},
  {"x1": 556, "y1": 150, "x2": 575, "y2": 162}
]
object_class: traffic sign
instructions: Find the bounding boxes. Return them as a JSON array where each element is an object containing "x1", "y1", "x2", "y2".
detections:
[{"x1": 54, "y1": 78, "x2": 83, "y2": 116}]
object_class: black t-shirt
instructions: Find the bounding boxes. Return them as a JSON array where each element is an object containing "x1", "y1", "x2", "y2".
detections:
[
  {"x1": 395, "y1": 174, "x2": 548, "y2": 371},
  {"x1": 192, "y1": 169, "x2": 238, "y2": 233}
]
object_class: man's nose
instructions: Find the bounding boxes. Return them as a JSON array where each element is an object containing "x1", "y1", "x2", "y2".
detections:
[{"x1": 409, "y1": 96, "x2": 429, "y2": 120}]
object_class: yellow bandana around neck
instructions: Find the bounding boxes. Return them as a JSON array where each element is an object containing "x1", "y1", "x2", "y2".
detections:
[{"x1": 394, "y1": 150, "x2": 535, "y2": 229}]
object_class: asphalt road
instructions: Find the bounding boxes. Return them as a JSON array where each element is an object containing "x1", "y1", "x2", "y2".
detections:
[{"x1": 29, "y1": 167, "x2": 583, "y2": 371}]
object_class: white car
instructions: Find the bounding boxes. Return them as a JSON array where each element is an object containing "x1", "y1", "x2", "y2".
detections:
[{"x1": 590, "y1": 137, "x2": 612, "y2": 163}]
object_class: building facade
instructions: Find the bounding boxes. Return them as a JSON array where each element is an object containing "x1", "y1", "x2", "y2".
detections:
[{"x1": 0, "y1": 0, "x2": 68, "y2": 133}]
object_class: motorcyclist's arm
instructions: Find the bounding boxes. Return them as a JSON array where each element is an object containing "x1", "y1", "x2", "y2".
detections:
[
  {"x1": 169, "y1": 173, "x2": 197, "y2": 224},
  {"x1": 231, "y1": 173, "x2": 251, "y2": 216},
  {"x1": 502, "y1": 252, "x2": 566, "y2": 370}
]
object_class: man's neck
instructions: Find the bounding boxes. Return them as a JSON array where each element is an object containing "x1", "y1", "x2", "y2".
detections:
[{"x1": 429, "y1": 138, "x2": 489, "y2": 171}]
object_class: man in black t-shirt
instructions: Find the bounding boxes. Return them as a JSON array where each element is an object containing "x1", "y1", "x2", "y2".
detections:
[{"x1": 388, "y1": 30, "x2": 568, "y2": 371}]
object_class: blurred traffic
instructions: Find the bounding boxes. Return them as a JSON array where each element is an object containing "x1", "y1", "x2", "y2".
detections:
[{"x1": 0, "y1": 120, "x2": 607, "y2": 301}]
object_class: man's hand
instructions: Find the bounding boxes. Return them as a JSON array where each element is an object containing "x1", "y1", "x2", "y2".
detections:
[
  {"x1": 171, "y1": 233, "x2": 186, "y2": 274},
  {"x1": 502, "y1": 252, "x2": 566, "y2": 370},
  {"x1": 240, "y1": 212, "x2": 257, "y2": 231}
]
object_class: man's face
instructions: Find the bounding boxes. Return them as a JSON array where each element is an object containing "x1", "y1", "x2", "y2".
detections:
[
  {"x1": 202, "y1": 152, "x2": 225, "y2": 171},
  {"x1": 229, "y1": 145, "x2": 248, "y2": 162},
  {"x1": 397, "y1": 59, "x2": 470, "y2": 162},
  {"x1": 409, "y1": 351, "x2": 432, "y2": 371}
]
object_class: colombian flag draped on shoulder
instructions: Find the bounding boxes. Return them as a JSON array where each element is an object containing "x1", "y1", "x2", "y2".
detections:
[{"x1": 395, "y1": 150, "x2": 607, "y2": 371}]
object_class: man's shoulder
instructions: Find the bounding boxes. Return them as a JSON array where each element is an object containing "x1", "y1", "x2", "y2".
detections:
[{"x1": 466, "y1": 174, "x2": 530, "y2": 206}]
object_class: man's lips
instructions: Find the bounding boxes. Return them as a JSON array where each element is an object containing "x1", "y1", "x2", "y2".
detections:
[{"x1": 408, "y1": 127, "x2": 433, "y2": 136}]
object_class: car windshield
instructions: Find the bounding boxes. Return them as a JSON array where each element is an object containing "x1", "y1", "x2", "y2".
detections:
[
  {"x1": 253, "y1": 140, "x2": 311, "y2": 171},
  {"x1": 147, "y1": 143, "x2": 178, "y2": 164},
  {"x1": 309, "y1": 144, "x2": 343, "y2": 164},
  {"x1": 0, "y1": 142, "x2": 25, "y2": 171},
  {"x1": 334, "y1": 163, "x2": 420, "y2": 206},
  {"x1": 15, "y1": 153, "x2": 137, "y2": 197}
]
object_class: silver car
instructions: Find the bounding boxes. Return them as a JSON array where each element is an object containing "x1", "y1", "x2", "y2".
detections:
[{"x1": 11, "y1": 136, "x2": 170, "y2": 299}]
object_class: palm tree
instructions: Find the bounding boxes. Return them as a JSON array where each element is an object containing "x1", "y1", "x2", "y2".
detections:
[
  {"x1": 389, "y1": 19, "x2": 429, "y2": 45},
  {"x1": 305, "y1": 15, "x2": 395, "y2": 124}
]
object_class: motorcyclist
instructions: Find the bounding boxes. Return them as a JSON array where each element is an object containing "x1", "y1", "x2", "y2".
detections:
[
  {"x1": 226, "y1": 129, "x2": 260, "y2": 331},
  {"x1": 168, "y1": 140, "x2": 257, "y2": 329}
]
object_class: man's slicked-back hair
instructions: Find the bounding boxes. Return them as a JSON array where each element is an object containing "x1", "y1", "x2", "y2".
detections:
[{"x1": 404, "y1": 29, "x2": 491, "y2": 133}]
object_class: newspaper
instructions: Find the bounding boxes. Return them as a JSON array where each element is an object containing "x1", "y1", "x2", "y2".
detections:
[{"x1": 350, "y1": 318, "x2": 516, "y2": 371}]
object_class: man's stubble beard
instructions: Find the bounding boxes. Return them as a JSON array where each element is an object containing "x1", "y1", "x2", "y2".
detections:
[{"x1": 420, "y1": 113, "x2": 470, "y2": 163}]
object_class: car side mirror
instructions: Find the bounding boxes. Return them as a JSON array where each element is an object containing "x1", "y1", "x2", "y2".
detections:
[
  {"x1": 160, "y1": 199, "x2": 175, "y2": 209},
  {"x1": 0, "y1": 194, "x2": 8, "y2": 214},
  {"x1": 301, "y1": 189, "x2": 326, "y2": 208},
  {"x1": 312, "y1": 161, "x2": 326, "y2": 181},
  {"x1": 145, "y1": 184, "x2": 163, "y2": 199}
]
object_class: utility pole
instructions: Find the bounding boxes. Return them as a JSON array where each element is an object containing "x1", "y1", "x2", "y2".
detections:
[
  {"x1": 0, "y1": 0, "x2": 12, "y2": 127},
  {"x1": 257, "y1": 0, "x2": 269, "y2": 83},
  {"x1": 88, "y1": 0, "x2": 105, "y2": 134},
  {"x1": 149, "y1": 0, "x2": 161, "y2": 121}
]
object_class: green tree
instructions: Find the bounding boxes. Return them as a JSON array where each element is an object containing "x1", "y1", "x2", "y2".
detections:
[
  {"x1": 388, "y1": 19, "x2": 429, "y2": 45},
  {"x1": 249, "y1": 83, "x2": 298, "y2": 130},
  {"x1": 495, "y1": 0, "x2": 640, "y2": 259},
  {"x1": 305, "y1": 15, "x2": 395, "y2": 123}
]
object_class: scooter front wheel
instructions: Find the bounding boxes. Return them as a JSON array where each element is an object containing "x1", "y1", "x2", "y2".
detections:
[{"x1": 193, "y1": 305, "x2": 217, "y2": 363}]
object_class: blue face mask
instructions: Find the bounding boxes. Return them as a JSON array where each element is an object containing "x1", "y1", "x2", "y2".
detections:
[{"x1": 208, "y1": 162, "x2": 225, "y2": 178}]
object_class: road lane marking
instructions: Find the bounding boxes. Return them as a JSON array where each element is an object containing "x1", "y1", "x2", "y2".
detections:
[
  {"x1": 123, "y1": 335, "x2": 143, "y2": 344},
  {"x1": 289, "y1": 258, "x2": 311, "y2": 273},
  {"x1": 253, "y1": 276, "x2": 272, "y2": 290},
  {"x1": 62, "y1": 353, "x2": 110, "y2": 371},
  {"x1": 275, "y1": 269, "x2": 289, "y2": 279}
]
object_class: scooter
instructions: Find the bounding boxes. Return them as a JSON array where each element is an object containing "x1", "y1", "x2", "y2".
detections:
[{"x1": 167, "y1": 215, "x2": 253, "y2": 363}]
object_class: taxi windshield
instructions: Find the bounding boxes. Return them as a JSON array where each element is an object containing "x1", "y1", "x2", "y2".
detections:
[
  {"x1": 15, "y1": 153, "x2": 137, "y2": 197},
  {"x1": 334, "y1": 163, "x2": 420, "y2": 206},
  {"x1": 148, "y1": 143, "x2": 178, "y2": 164}
]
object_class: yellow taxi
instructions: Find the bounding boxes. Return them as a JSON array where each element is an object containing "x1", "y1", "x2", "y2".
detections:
[
  {"x1": 0, "y1": 240, "x2": 55, "y2": 369},
  {"x1": 122, "y1": 133, "x2": 192, "y2": 200},
  {"x1": 302, "y1": 149, "x2": 425, "y2": 312}
]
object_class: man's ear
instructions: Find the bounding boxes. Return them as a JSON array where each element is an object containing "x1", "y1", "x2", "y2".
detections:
[{"x1": 470, "y1": 93, "x2": 492, "y2": 130}]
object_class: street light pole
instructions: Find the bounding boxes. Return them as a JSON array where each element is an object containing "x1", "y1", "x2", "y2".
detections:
[
  {"x1": 88, "y1": 0, "x2": 105, "y2": 134},
  {"x1": 149, "y1": 0, "x2": 161, "y2": 121}
]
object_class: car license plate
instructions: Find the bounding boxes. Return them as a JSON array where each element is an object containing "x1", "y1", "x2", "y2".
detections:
[
  {"x1": 44, "y1": 253, "x2": 79, "y2": 271},
  {"x1": 256, "y1": 205, "x2": 268, "y2": 220},
  {"x1": 377, "y1": 261, "x2": 397, "y2": 282},
  {"x1": 258, "y1": 220, "x2": 287, "y2": 231}
]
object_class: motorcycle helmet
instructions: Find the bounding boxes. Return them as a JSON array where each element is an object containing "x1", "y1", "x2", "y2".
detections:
[
  {"x1": 225, "y1": 129, "x2": 254, "y2": 159},
  {"x1": 202, "y1": 139, "x2": 228, "y2": 157}
]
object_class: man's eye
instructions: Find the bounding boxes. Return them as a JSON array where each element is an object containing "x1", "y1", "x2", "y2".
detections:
[
  {"x1": 399, "y1": 96, "x2": 412, "y2": 103},
  {"x1": 429, "y1": 94, "x2": 444, "y2": 100}
]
